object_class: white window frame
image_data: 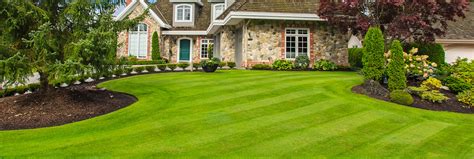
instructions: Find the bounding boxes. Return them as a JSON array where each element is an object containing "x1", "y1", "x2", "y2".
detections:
[
  {"x1": 212, "y1": 3, "x2": 225, "y2": 20},
  {"x1": 285, "y1": 28, "x2": 310, "y2": 60},
  {"x1": 128, "y1": 23, "x2": 148, "y2": 59},
  {"x1": 200, "y1": 39, "x2": 214, "y2": 59},
  {"x1": 175, "y1": 4, "x2": 193, "y2": 22}
]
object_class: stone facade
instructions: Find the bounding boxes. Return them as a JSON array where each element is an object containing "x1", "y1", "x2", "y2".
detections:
[
  {"x1": 116, "y1": 4, "x2": 161, "y2": 60},
  {"x1": 163, "y1": 36, "x2": 213, "y2": 63},
  {"x1": 215, "y1": 20, "x2": 350, "y2": 67}
]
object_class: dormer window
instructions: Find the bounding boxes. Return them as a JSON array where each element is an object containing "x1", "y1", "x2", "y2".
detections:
[
  {"x1": 175, "y1": 4, "x2": 192, "y2": 22},
  {"x1": 213, "y1": 3, "x2": 225, "y2": 20}
]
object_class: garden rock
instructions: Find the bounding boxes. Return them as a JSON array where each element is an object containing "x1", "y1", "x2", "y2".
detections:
[
  {"x1": 362, "y1": 80, "x2": 389, "y2": 97},
  {"x1": 85, "y1": 77, "x2": 95, "y2": 83},
  {"x1": 60, "y1": 83, "x2": 69, "y2": 88},
  {"x1": 74, "y1": 81, "x2": 81, "y2": 85}
]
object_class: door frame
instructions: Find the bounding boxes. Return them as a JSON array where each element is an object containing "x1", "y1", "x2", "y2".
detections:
[{"x1": 177, "y1": 37, "x2": 193, "y2": 63}]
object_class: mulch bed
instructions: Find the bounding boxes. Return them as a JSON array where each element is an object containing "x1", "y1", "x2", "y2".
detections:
[
  {"x1": 352, "y1": 83, "x2": 473, "y2": 114},
  {"x1": 0, "y1": 81, "x2": 137, "y2": 130}
]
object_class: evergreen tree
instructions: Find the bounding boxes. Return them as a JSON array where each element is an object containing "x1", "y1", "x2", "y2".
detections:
[
  {"x1": 362, "y1": 27, "x2": 385, "y2": 81},
  {"x1": 151, "y1": 31, "x2": 161, "y2": 60},
  {"x1": 387, "y1": 40, "x2": 407, "y2": 91}
]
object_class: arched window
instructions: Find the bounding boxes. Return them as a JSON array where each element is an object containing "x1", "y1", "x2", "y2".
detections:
[
  {"x1": 175, "y1": 4, "x2": 192, "y2": 22},
  {"x1": 128, "y1": 23, "x2": 148, "y2": 59},
  {"x1": 213, "y1": 3, "x2": 225, "y2": 20}
]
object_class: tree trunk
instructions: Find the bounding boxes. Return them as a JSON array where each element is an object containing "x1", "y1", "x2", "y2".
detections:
[{"x1": 38, "y1": 71, "x2": 51, "y2": 93}]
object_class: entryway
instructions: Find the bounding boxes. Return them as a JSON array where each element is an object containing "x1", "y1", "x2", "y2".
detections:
[{"x1": 178, "y1": 38, "x2": 192, "y2": 62}]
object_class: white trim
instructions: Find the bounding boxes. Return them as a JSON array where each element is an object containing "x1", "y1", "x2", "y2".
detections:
[
  {"x1": 177, "y1": 37, "x2": 193, "y2": 63},
  {"x1": 162, "y1": 31, "x2": 207, "y2": 35},
  {"x1": 212, "y1": 3, "x2": 225, "y2": 21},
  {"x1": 200, "y1": 39, "x2": 214, "y2": 59},
  {"x1": 207, "y1": 12, "x2": 325, "y2": 34},
  {"x1": 436, "y1": 39, "x2": 474, "y2": 44},
  {"x1": 114, "y1": 0, "x2": 171, "y2": 29},
  {"x1": 169, "y1": 0, "x2": 204, "y2": 6},
  {"x1": 284, "y1": 28, "x2": 310, "y2": 60},
  {"x1": 175, "y1": 4, "x2": 193, "y2": 23},
  {"x1": 128, "y1": 23, "x2": 149, "y2": 59}
]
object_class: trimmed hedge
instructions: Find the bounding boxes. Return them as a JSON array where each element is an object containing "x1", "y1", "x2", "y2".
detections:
[
  {"x1": 252, "y1": 64, "x2": 272, "y2": 70},
  {"x1": 390, "y1": 90, "x2": 414, "y2": 106},
  {"x1": 167, "y1": 64, "x2": 177, "y2": 71},
  {"x1": 362, "y1": 27, "x2": 385, "y2": 81},
  {"x1": 227, "y1": 62, "x2": 236, "y2": 69},
  {"x1": 387, "y1": 40, "x2": 407, "y2": 91},
  {"x1": 178, "y1": 62, "x2": 190, "y2": 70},
  {"x1": 348, "y1": 47, "x2": 364, "y2": 69},
  {"x1": 151, "y1": 31, "x2": 161, "y2": 60},
  {"x1": 0, "y1": 83, "x2": 41, "y2": 98},
  {"x1": 404, "y1": 43, "x2": 445, "y2": 65},
  {"x1": 157, "y1": 64, "x2": 167, "y2": 71},
  {"x1": 128, "y1": 60, "x2": 166, "y2": 65}
]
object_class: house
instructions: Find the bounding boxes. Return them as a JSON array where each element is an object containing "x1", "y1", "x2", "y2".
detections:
[
  {"x1": 115, "y1": 0, "x2": 350, "y2": 68},
  {"x1": 436, "y1": 3, "x2": 474, "y2": 63}
]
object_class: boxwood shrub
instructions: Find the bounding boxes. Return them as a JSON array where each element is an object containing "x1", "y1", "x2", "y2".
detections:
[
  {"x1": 218, "y1": 62, "x2": 227, "y2": 69},
  {"x1": 177, "y1": 62, "x2": 190, "y2": 70},
  {"x1": 272, "y1": 60, "x2": 293, "y2": 70},
  {"x1": 314, "y1": 59, "x2": 337, "y2": 71},
  {"x1": 390, "y1": 90, "x2": 414, "y2": 106},
  {"x1": 404, "y1": 43, "x2": 445, "y2": 65},
  {"x1": 348, "y1": 47, "x2": 364, "y2": 69},
  {"x1": 227, "y1": 62, "x2": 236, "y2": 69},
  {"x1": 134, "y1": 66, "x2": 145, "y2": 73},
  {"x1": 294, "y1": 55, "x2": 310, "y2": 70},
  {"x1": 252, "y1": 64, "x2": 272, "y2": 70},
  {"x1": 157, "y1": 64, "x2": 167, "y2": 71},
  {"x1": 145, "y1": 66, "x2": 156, "y2": 72},
  {"x1": 167, "y1": 64, "x2": 178, "y2": 71}
]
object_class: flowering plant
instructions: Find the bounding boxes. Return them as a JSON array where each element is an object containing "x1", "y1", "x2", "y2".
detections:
[{"x1": 385, "y1": 47, "x2": 437, "y2": 80}]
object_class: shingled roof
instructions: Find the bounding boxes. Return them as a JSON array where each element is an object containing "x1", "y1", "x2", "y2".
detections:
[
  {"x1": 217, "y1": 0, "x2": 319, "y2": 20},
  {"x1": 442, "y1": 3, "x2": 474, "y2": 40}
]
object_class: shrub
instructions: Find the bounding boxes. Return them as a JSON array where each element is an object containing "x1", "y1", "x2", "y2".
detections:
[
  {"x1": 167, "y1": 64, "x2": 177, "y2": 71},
  {"x1": 113, "y1": 68, "x2": 124, "y2": 76},
  {"x1": 457, "y1": 88, "x2": 474, "y2": 107},
  {"x1": 145, "y1": 66, "x2": 156, "y2": 72},
  {"x1": 294, "y1": 55, "x2": 310, "y2": 70},
  {"x1": 134, "y1": 66, "x2": 145, "y2": 73},
  {"x1": 399, "y1": 48, "x2": 437, "y2": 80},
  {"x1": 420, "y1": 90, "x2": 449, "y2": 103},
  {"x1": 200, "y1": 57, "x2": 220, "y2": 72},
  {"x1": 348, "y1": 47, "x2": 364, "y2": 69},
  {"x1": 314, "y1": 59, "x2": 337, "y2": 71},
  {"x1": 387, "y1": 40, "x2": 407, "y2": 91},
  {"x1": 151, "y1": 31, "x2": 161, "y2": 60},
  {"x1": 227, "y1": 62, "x2": 236, "y2": 69},
  {"x1": 192, "y1": 63, "x2": 201, "y2": 70},
  {"x1": 272, "y1": 60, "x2": 294, "y2": 70},
  {"x1": 442, "y1": 76, "x2": 472, "y2": 94},
  {"x1": 449, "y1": 58, "x2": 474, "y2": 85},
  {"x1": 390, "y1": 90, "x2": 414, "y2": 106},
  {"x1": 407, "y1": 86, "x2": 429, "y2": 95},
  {"x1": 128, "y1": 60, "x2": 166, "y2": 65},
  {"x1": 28, "y1": 83, "x2": 41, "y2": 91},
  {"x1": 421, "y1": 77, "x2": 443, "y2": 90},
  {"x1": 218, "y1": 62, "x2": 227, "y2": 69},
  {"x1": 362, "y1": 27, "x2": 385, "y2": 81},
  {"x1": 404, "y1": 43, "x2": 445, "y2": 66},
  {"x1": 252, "y1": 64, "x2": 272, "y2": 70},
  {"x1": 177, "y1": 62, "x2": 190, "y2": 70},
  {"x1": 157, "y1": 64, "x2": 167, "y2": 71},
  {"x1": 124, "y1": 67, "x2": 133, "y2": 74}
]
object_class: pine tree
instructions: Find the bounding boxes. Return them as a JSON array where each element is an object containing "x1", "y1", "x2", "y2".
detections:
[
  {"x1": 362, "y1": 27, "x2": 385, "y2": 81},
  {"x1": 387, "y1": 40, "x2": 407, "y2": 91}
]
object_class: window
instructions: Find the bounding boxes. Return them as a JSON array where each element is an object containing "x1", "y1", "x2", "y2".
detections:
[
  {"x1": 200, "y1": 39, "x2": 214, "y2": 59},
  {"x1": 175, "y1": 4, "x2": 192, "y2": 22},
  {"x1": 213, "y1": 3, "x2": 225, "y2": 20},
  {"x1": 128, "y1": 23, "x2": 148, "y2": 59},
  {"x1": 285, "y1": 28, "x2": 309, "y2": 59}
]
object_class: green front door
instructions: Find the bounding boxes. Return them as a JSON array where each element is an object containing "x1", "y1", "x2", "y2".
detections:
[{"x1": 179, "y1": 39, "x2": 191, "y2": 61}]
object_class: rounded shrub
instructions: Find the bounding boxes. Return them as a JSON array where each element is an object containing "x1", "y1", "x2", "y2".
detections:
[
  {"x1": 157, "y1": 64, "x2": 167, "y2": 71},
  {"x1": 218, "y1": 62, "x2": 227, "y2": 69},
  {"x1": 227, "y1": 62, "x2": 236, "y2": 69},
  {"x1": 177, "y1": 62, "x2": 190, "y2": 71},
  {"x1": 442, "y1": 76, "x2": 472, "y2": 93},
  {"x1": 348, "y1": 47, "x2": 364, "y2": 69},
  {"x1": 192, "y1": 63, "x2": 201, "y2": 70},
  {"x1": 134, "y1": 66, "x2": 145, "y2": 73},
  {"x1": 387, "y1": 40, "x2": 407, "y2": 91},
  {"x1": 272, "y1": 60, "x2": 293, "y2": 70},
  {"x1": 252, "y1": 64, "x2": 272, "y2": 70},
  {"x1": 404, "y1": 43, "x2": 445, "y2": 66},
  {"x1": 145, "y1": 66, "x2": 156, "y2": 72},
  {"x1": 167, "y1": 64, "x2": 177, "y2": 71},
  {"x1": 362, "y1": 27, "x2": 385, "y2": 81},
  {"x1": 294, "y1": 55, "x2": 310, "y2": 70},
  {"x1": 314, "y1": 59, "x2": 337, "y2": 71},
  {"x1": 390, "y1": 90, "x2": 414, "y2": 106}
]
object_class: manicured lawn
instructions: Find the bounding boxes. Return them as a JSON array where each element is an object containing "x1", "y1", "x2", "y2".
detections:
[{"x1": 1, "y1": 70, "x2": 473, "y2": 158}]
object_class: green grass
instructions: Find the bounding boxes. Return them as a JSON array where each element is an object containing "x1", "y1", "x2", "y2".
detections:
[{"x1": 1, "y1": 70, "x2": 473, "y2": 158}]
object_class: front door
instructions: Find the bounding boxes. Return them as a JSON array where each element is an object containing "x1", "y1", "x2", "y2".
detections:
[{"x1": 179, "y1": 39, "x2": 191, "y2": 62}]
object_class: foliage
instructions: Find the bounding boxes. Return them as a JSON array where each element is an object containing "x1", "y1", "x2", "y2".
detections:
[
  {"x1": 127, "y1": 60, "x2": 166, "y2": 65},
  {"x1": 145, "y1": 66, "x2": 156, "y2": 72},
  {"x1": 448, "y1": 58, "x2": 474, "y2": 85},
  {"x1": 113, "y1": 68, "x2": 124, "y2": 76},
  {"x1": 272, "y1": 60, "x2": 294, "y2": 71},
  {"x1": 192, "y1": 63, "x2": 201, "y2": 70},
  {"x1": 387, "y1": 40, "x2": 406, "y2": 91},
  {"x1": 151, "y1": 31, "x2": 160, "y2": 60},
  {"x1": 457, "y1": 88, "x2": 474, "y2": 107},
  {"x1": 442, "y1": 76, "x2": 472, "y2": 94},
  {"x1": 252, "y1": 64, "x2": 272, "y2": 70},
  {"x1": 348, "y1": 48, "x2": 364, "y2": 69},
  {"x1": 207, "y1": 44, "x2": 214, "y2": 59},
  {"x1": 362, "y1": 27, "x2": 385, "y2": 81},
  {"x1": 167, "y1": 64, "x2": 177, "y2": 71},
  {"x1": 314, "y1": 60, "x2": 337, "y2": 71},
  {"x1": 177, "y1": 63, "x2": 190, "y2": 70},
  {"x1": 404, "y1": 43, "x2": 445, "y2": 66},
  {"x1": 227, "y1": 62, "x2": 236, "y2": 69},
  {"x1": 0, "y1": 83, "x2": 40, "y2": 98},
  {"x1": 421, "y1": 77, "x2": 443, "y2": 90},
  {"x1": 157, "y1": 64, "x2": 167, "y2": 71},
  {"x1": 218, "y1": 62, "x2": 227, "y2": 68},
  {"x1": 420, "y1": 90, "x2": 449, "y2": 103},
  {"x1": 390, "y1": 90, "x2": 414, "y2": 106},
  {"x1": 134, "y1": 66, "x2": 145, "y2": 73},
  {"x1": 397, "y1": 48, "x2": 437, "y2": 80},
  {"x1": 124, "y1": 67, "x2": 133, "y2": 74},
  {"x1": 318, "y1": 0, "x2": 470, "y2": 42},
  {"x1": 294, "y1": 55, "x2": 310, "y2": 70},
  {"x1": 200, "y1": 57, "x2": 221, "y2": 68}
]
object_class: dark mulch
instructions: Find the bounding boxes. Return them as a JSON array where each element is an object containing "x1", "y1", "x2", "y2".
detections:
[
  {"x1": 0, "y1": 81, "x2": 137, "y2": 130},
  {"x1": 352, "y1": 84, "x2": 473, "y2": 114}
]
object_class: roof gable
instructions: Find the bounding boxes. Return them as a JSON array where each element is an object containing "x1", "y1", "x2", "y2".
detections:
[{"x1": 114, "y1": 0, "x2": 171, "y2": 29}]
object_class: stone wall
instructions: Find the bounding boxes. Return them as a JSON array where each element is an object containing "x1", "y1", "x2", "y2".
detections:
[
  {"x1": 218, "y1": 26, "x2": 236, "y2": 62},
  {"x1": 116, "y1": 4, "x2": 161, "y2": 60}
]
